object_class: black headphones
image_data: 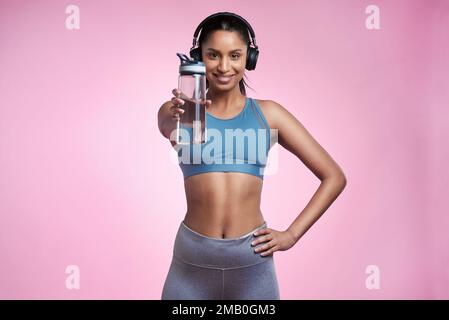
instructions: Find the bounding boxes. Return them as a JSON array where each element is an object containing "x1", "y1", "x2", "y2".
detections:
[{"x1": 189, "y1": 12, "x2": 259, "y2": 71}]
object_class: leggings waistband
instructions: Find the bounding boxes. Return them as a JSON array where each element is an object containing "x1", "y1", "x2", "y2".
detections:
[
  {"x1": 173, "y1": 221, "x2": 271, "y2": 269},
  {"x1": 181, "y1": 221, "x2": 267, "y2": 241}
]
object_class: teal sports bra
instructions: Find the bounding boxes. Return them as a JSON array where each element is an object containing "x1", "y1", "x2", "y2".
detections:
[{"x1": 177, "y1": 97, "x2": 272, "y2": 180}]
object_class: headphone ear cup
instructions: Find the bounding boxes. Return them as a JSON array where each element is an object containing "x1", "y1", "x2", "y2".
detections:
[
  {"x1": 246, "y1": 47, "x2": 259, "y2": 71},
  {"x1": 189, "y1": 48, "x2": 201, "y2": 61}
]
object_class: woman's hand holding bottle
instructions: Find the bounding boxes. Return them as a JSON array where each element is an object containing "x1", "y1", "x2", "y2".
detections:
[{"x1": 170, "y1": 88, "x2": 212, "y2": 121}]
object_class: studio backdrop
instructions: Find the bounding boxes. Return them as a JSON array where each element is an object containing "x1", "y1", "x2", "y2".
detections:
[{"x1": 0, "y1": 0, "x2": 448, "y2": 299}]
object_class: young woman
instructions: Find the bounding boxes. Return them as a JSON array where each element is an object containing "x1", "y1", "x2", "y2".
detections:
[{"x1": 158, "y1": 12, "x2": 346, "y2": 300}]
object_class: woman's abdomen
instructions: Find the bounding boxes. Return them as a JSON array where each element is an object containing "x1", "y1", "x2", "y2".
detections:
[{"x1": 183, "y1": 172, "x2": 265, "y2": 238}]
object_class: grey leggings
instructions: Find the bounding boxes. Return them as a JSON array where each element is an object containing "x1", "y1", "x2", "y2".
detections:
[{"x1": 161, "y1": 220, "x2": 280, "y2": 300}]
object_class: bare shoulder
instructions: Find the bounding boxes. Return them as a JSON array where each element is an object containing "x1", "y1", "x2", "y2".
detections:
[
  {"x1": 254, "y1": 98, "x2": 298, "y2": 130},
  {"x1": 255, "y1": 98, "x2": 346, "y2": 181}
]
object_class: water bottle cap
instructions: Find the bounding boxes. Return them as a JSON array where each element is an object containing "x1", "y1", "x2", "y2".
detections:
[{"x1": 177, "y1": 53, "x2": 206, "y2": 75}]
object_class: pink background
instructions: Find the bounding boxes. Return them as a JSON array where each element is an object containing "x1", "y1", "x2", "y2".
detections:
[{"x1": 0, "y1": 0, "x2": 448, "y2": 299}]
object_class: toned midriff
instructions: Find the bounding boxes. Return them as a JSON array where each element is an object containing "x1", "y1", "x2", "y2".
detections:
[{"x1": 183, "y1": 172, "x2": 265, "y2": 239}]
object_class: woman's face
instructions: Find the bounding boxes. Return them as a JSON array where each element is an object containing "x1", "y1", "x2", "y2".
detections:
[{"x1": 201, "y1": 30, "x2": 247, "y2": 91}]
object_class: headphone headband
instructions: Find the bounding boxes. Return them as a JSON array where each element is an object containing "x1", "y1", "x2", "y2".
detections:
[
  {"x1": 190, "y1": 12, "x2": 258, "y2": 51},
  {"x1": 189, "y1": 12, "x2": 259, "y2": 71}
]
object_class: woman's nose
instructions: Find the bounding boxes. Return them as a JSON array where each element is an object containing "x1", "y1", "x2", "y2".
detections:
[{"x1": 217, "y1": 58, "x2": 230, "y2": 73}]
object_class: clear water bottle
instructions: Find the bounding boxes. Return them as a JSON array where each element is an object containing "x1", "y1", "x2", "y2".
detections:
[{"x1": 176, "y1": 53, "x2": 207, "y2": 145}]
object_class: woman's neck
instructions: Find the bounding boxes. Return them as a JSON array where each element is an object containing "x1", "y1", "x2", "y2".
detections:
[{"x1": 206, "y1": 86, "x2": 245, "y2": 110}]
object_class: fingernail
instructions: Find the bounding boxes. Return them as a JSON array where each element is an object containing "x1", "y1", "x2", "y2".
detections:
[
  {"x1": 251, "y1": 241, "x2": 255, "y2": 246},
  {"x1": 253, "y1": 232, "x2": 258, "y2": 236}
]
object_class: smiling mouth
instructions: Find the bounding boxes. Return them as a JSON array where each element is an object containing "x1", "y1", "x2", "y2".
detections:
[{"x1": 214, "y1": 74, "x2": 235, "y2": 83}]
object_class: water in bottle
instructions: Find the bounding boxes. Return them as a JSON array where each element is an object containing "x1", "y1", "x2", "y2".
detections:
[{"x1": 176, "y1": 53, "x2": 207, "y2": 144}]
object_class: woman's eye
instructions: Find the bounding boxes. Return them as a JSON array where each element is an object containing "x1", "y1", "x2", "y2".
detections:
[{"x1": 208, "y1": 53, "x2": 240, "y2": 59}]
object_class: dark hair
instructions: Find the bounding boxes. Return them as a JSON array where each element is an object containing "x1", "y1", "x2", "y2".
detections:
[{"x1": 197, "y1": 14, "x2": 255, "y2": 95}]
